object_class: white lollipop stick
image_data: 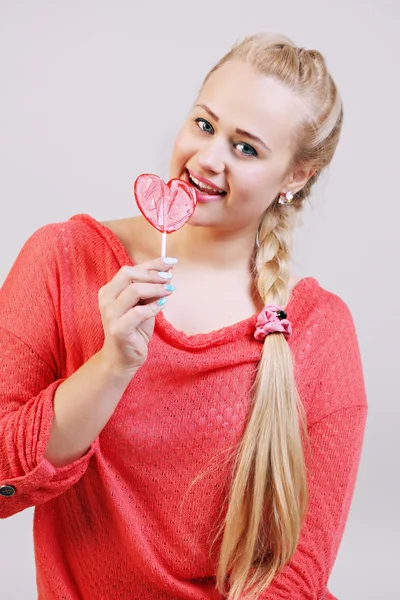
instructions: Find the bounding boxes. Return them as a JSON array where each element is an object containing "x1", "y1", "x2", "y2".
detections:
[{"x1": 161, "y1": 231, "x2": 167, "y2": 258}]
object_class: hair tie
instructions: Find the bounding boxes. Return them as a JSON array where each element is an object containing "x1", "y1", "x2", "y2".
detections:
[{"x1": 254, "y1": 303, "x2": 292, "y2": 341}]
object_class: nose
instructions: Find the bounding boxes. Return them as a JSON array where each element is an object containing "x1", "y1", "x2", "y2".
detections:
[{"x1": 196, "y1": 138, "x2": 226, "y2": 174}]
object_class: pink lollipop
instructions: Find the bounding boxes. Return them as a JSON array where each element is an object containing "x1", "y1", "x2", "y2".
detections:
[{"x1": 134, "y1": 174, "x2": 197, "y2": 257}]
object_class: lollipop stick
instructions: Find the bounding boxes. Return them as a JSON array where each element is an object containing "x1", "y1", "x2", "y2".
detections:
[{"x1": 161, "y1": 231, "x2": 167, "y2": 258}]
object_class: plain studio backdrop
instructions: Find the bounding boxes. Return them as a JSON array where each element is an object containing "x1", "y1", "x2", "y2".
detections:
[{"x1": 0, "y1": 1, "x2": 399, "y2": 598}]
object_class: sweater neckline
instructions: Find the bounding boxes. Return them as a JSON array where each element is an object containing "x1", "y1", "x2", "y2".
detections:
[{"x1": 71, "y1": 213, "x2": 320, "y2": 350}]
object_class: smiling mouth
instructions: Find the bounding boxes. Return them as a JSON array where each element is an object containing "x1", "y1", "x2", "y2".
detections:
[{"x1": 186, "y1": 170, "x2": 226, "y2": 196}]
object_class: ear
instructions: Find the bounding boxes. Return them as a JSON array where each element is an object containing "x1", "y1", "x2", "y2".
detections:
[{"x1": 284, "y1": 163, "x2": 316, "y2": 195}]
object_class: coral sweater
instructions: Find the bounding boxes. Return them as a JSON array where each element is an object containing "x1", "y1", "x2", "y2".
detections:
[{"x1": 0, "y1": 214, "x2": 367, "y2": 600}]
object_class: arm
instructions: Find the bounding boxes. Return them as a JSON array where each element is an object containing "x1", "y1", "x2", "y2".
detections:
[
  {"x1": 44, "y1": 350, "x2": 133, "y2": 467},
  {"x1": 0, "y1": 224, "x2": 119, "y2": 517},
  {"x1": 0, "y1": 223, "x2": 173, "y2": 517},
  {"x1": 0, "y1": 326, "x2": 133, "y2": 517},
  {"x1": 0, "y1": 326, "x2": 98, "y2": 518}
]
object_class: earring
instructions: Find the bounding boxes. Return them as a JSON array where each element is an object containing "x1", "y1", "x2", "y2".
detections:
[
  {"x1": 278, "y1": 191, "x2": 294, "y2": 205},
  {"x1": 256, "y1": 191, "x2": 295, "y2": 248}
]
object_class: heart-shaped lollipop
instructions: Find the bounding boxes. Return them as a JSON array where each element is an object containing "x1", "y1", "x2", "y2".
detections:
[
  {"x1": 134, "y1": 174, "x2": 196, "y2": 233},
  {"x1": 134, "y1": 174, "x2": 197, "y2": 257}
]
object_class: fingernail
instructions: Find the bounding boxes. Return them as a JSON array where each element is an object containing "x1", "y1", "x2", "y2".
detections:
[
  {"x1": 158, "y1": 271, "x2": 173, "y2": 280},
  {"x1": 162, "y1": 257, "x2": 179, "y2": 265},
  {"x1": 157, "y1": 297, "x2": 168, "y2": 306},
  {"x1": 164, "y1": 284, "x2": 176, "y2": 292}
]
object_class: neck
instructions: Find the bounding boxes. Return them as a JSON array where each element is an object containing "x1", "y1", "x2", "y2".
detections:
[{"x1": 166, "y1": 223, "x2": 257, "y2": 270}]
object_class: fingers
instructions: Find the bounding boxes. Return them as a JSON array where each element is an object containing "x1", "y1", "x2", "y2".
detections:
[
  {"x1": 99, "y1": 258, "x2": 177, "y2": 306},
  {"x1": 136, "y1": 256, "x2": 179, "y2": 272},
  {"x1": 111, "y1": 282, "x2": 175, "y2": 320},
  {"x1": 115, "y1": 297, "x2": 168, "y2": 332},
  {"x1": 97, "y1": 258, "x2": 179, "y2": 374}
]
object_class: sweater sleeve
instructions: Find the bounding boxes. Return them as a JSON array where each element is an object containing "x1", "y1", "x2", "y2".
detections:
[
  {"x1": 241, "y1": 297, "x2": 368, "y2": 600},
  {"x1": 0, "y1": 225, "x2": 99, "y2": 519}
]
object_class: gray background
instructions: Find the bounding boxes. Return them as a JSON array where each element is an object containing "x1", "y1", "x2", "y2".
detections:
[{"x1": 0, "y1": 1, "x2": 399, "y2": 598}]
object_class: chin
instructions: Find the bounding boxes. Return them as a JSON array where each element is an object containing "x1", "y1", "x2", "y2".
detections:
[
  {"x1": 186, "y1": 202, "x2": 226, "y2": 229},
  {"x1": 186, "y1": 210, "x2": 210, "y2": 228}
]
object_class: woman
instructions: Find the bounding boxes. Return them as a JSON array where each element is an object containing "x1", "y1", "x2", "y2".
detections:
[{"x1": 0, "y1": 32, "x2": 367, "y2": 599}]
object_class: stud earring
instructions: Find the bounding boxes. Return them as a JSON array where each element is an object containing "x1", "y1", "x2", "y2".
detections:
[
  {"x1": 256, "y1": 191, "x2": 295, "y2": 248},
  {"x1": 278, "y1": 191, "x2": 294, "y2": 205}
]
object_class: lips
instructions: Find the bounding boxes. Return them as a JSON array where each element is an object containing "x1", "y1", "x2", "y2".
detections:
[{"x1": 186, "y1": 169, "x2": 226, "y2": 195}]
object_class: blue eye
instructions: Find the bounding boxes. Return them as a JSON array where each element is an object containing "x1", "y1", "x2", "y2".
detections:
[
  {"x1": 193, "y1": 117, "x2": 258, "y2": 157},
  {"x1": 236, "y1": 142, "x2": 258, "y2": 157},
  {"x1": 194, "y1": 118, "x2": 214, "y2": 134}
]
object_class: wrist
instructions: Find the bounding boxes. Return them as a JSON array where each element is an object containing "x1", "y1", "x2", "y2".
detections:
[{"x1": 94, "y1": 350, "x2": 139, "y2": 384}]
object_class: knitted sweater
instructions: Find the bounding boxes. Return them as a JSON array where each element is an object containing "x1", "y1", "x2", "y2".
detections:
[{"x1": 0, "y1": 214, "x2": 368, "y2": 600}]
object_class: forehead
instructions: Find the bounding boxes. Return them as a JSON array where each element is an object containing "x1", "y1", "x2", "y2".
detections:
[{"x1": 198, "y1": 60, "x2": 304, "y2": 153}]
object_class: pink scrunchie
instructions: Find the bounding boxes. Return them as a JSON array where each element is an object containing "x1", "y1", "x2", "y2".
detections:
[{"x1": 254, "y1": 303, "x2": 292, "y2": 341}]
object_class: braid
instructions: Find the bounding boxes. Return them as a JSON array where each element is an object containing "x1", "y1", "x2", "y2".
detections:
[
  {"x1": 217, "y1": 202, "x2": 309, "y2": 599},
  {"x1": 254, "y1": 202, "x2": 299, "y2": 305}
]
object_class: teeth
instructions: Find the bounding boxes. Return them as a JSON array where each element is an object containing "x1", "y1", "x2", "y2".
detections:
[{"x1": 189, "y1": 174, "x2": 222, "y2": 194}]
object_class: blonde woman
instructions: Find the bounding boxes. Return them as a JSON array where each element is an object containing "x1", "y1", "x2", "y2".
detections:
[{"x1": 0, "y1": 32, "x2": 367, "y2": 600}]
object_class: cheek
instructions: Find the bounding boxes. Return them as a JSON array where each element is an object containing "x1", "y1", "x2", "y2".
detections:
[
  {"x1": 250, "y1": 159, "x2": 286, "y2": 193},
  {"x1": 231, "y1": 164, "x2": 270, "y2": 196},
  {"x1": 228, "y1": 163, "x2": 283, "y2": 211},
  {"x1": 170, "y1": 129, "x2": 195, "y2": 171}
]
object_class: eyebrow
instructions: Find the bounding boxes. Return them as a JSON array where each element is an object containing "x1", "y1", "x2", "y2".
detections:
[{"x1": 195, "y1": 103, "x2": 272, "y2": 153}]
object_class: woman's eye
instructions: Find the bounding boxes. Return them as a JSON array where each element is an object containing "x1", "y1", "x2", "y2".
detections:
[
  {"x1": 194, "y1": 118, "x2": 214, "y2": 134},
  {"x1": 236, "y1": 142, "x2": 258, "y2": 157},
  {"x1": 193, "y1": 119, "x2": 257, "y2": 157}
]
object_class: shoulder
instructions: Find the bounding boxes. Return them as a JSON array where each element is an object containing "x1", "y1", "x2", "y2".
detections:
[
  {"x1": 21, "y1": 215, "x2": 94, "y2": 254},
  {"x1": 9, "y1": 219, "x2": 76, "y2": 274},
  {"x1": 22, "y1": 214, "x2": 153, "y2": 271},
  {"x1": 316, "y1": 283, "x2": 356, "y2": 326},
  {"x1": 312, "y1": 283, "x2": 360, "y2": 350},
  {"x1": 305, "y1": 280, "x2": 362, "y2": 370},
  {"x1": 289, "y1": 277, "x2": 355, "y2": 343},
  {"x1": 18, "y1": 214, "x2": 125, "y2": 279},
  {"x1": 29, "y1": 213, "x2": 130, "y2": 254},
  {"x1": 304, "y1": 282, "x2": 367, "y2": 423}
]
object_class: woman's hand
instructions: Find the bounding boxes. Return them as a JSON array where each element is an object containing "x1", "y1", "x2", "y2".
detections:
[{"x1": 97, "y1": 258, "x2": 177, "y2": 375}]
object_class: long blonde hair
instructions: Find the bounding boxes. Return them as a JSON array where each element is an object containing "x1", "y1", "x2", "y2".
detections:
[{"x1": 202, "y1": 32, "x2": 344, "y2": 599}]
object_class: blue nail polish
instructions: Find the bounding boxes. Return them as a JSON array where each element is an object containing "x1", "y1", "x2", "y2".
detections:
[
  {"x1": 164, "y1": 284, "x2": 176, "y2": 292},
  {"x1": 158, "y1": 271, "x2": 173, "y2": 280},
  {"x1": 157, "y1": 297, "x2": 168, "y2": 306},
  {"x1": 163, "y1": 257, "x2": 179, "y2": 265}
]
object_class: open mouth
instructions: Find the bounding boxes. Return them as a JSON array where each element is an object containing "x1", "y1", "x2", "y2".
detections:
[{"x1": 186, "y1": 170, "x2": 226, "y2": 196}]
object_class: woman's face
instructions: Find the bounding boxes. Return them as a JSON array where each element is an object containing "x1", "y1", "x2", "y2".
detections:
[{"x1": 169, "y1": 60, "x2": 309, "y2": 233}]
